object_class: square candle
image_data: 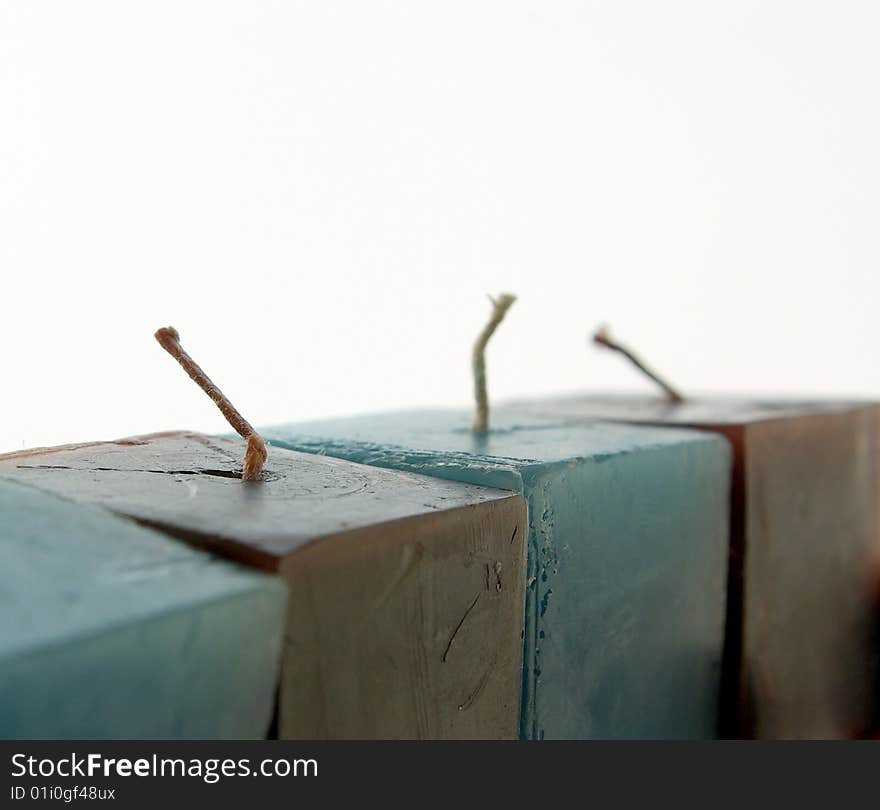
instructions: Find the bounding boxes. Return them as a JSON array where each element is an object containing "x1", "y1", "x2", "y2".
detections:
[
  {"x1": 501, "y1": 394, "x2": 880, "y2": 738},
  {"x1": 259, "y1": 411, "x2": 732, "y2": 739},
  {"x1": 0, "y1": 477, "x2": 286, "y2": 740},
  {"x1": 0, "y1": 432, "x2": 527, "y2": 740}
]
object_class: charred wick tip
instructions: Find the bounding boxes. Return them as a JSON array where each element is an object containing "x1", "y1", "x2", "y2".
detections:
[
  {"x1": 155, "y1": 326, "x2": 180, "y2": 344},
  {"x1": 153, "y1": 325, "x2": 267, "y2": 481},
  {"x1": 591, "y1": 324, "x2": 685, "y2": 404},
  {"x1": 592, "y1": 324, "x2": 611, "y2": 348}
]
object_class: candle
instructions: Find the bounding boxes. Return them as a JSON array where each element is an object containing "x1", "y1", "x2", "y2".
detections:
[
  {"x1": 258, "y1": 410, "x2": 732, "y2": 739},
  {"x1": 0, "y1": 431, "x2": 527, "y2": 740},
  {"x1": 0, "y1": 477, "x2": 285, "y2": 740},
  {"x1": 501, "y1": 393, "x2": 880, "y2": 738}
]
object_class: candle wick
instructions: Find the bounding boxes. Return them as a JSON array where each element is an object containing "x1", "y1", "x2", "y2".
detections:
[
  {"x1": 154, "y1": 326, "x2": 268, "y2": 480},
  {"x1": 592, "y1": 324, "x2": 685, "y2": 404},
  {"x1": 472, "y1": 293, "x2": 517, "y2": 432}
]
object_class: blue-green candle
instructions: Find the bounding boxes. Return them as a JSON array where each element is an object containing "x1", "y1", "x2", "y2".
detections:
[
  {"x1": 262, "y1": 410, "x2": 732, "y2": 739},
  {"x1": 0, "y1": 479, "x2": 286, "y2": 740}
]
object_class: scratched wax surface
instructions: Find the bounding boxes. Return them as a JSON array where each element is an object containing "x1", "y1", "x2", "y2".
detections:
[
  {"x1": 0, "y1": 478, "x2": 286, "y2": 739},
  {"x1": 262, "y1": 410, "x2": 732, "y2": 739},
  {"x1": 0, "y1": 433, "x2": 513, "y2": 561}
]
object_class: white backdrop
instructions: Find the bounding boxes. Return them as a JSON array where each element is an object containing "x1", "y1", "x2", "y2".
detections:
[{"x1": 2, "y1": 1, "x2": 879, "y2": 453}]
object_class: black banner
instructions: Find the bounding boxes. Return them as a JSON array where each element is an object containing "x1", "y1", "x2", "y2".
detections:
[{"x1": 1, "y1": 740, "x2": 877, "y2": 807}]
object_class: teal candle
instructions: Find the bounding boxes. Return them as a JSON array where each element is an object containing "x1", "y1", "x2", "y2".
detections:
[
  {"x1": 0, "y1": 479, "x2": 286, "y2": 740},
  {"x1": 261, "y1": 410, "x2": 732, "y2": 739}
]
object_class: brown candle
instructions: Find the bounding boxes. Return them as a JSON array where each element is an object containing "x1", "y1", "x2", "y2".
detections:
[
  {"x1": 502, "y1": 393, "x2": 880, "y2": 739},
  {"x1": 0, "y1": 432, "x2": 527, "y2": 740}
]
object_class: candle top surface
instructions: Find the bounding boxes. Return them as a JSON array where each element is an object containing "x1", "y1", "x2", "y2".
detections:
[
  {"x1": 262, "y1": 409, "x2": 726, "y2": 489},
  {"x1": 499, "y1": 393, "x2": 878, "y2": 426},
  {"x1": 0, "y1": 477, "x2": 283, "y2": 660},
  {"x1": 0, "y1": 432, "x2": 518, "y2": 567}
]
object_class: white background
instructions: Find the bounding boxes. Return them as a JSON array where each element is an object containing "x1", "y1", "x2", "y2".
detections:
[{"x1": 1, "y1": 1, "x2": 878, "y2": 453}]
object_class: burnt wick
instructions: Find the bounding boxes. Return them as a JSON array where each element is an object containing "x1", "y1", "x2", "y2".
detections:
[
  {"x1": 154, "y1": 326, "x2": 268, "y2": 480},
  {"x1": 592, "y1": 324, "x2": 684, "y2": 404}
]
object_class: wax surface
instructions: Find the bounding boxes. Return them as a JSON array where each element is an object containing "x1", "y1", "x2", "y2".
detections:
[
  {"x1": 0, "y1": 479, "x2": 286, "y2": 740},
  {"x1": 262, "y1": 410, "x2": 732, "y2": 739},
  {"x1": 501, "y1": 393, "x2": 872, "y2": 425},
  {"x1": 500, "y1": 393, "x2": 880, "y2": 739},
  {"x1": 0, "y1": 432, "x2": 515, "y2": 562}
]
